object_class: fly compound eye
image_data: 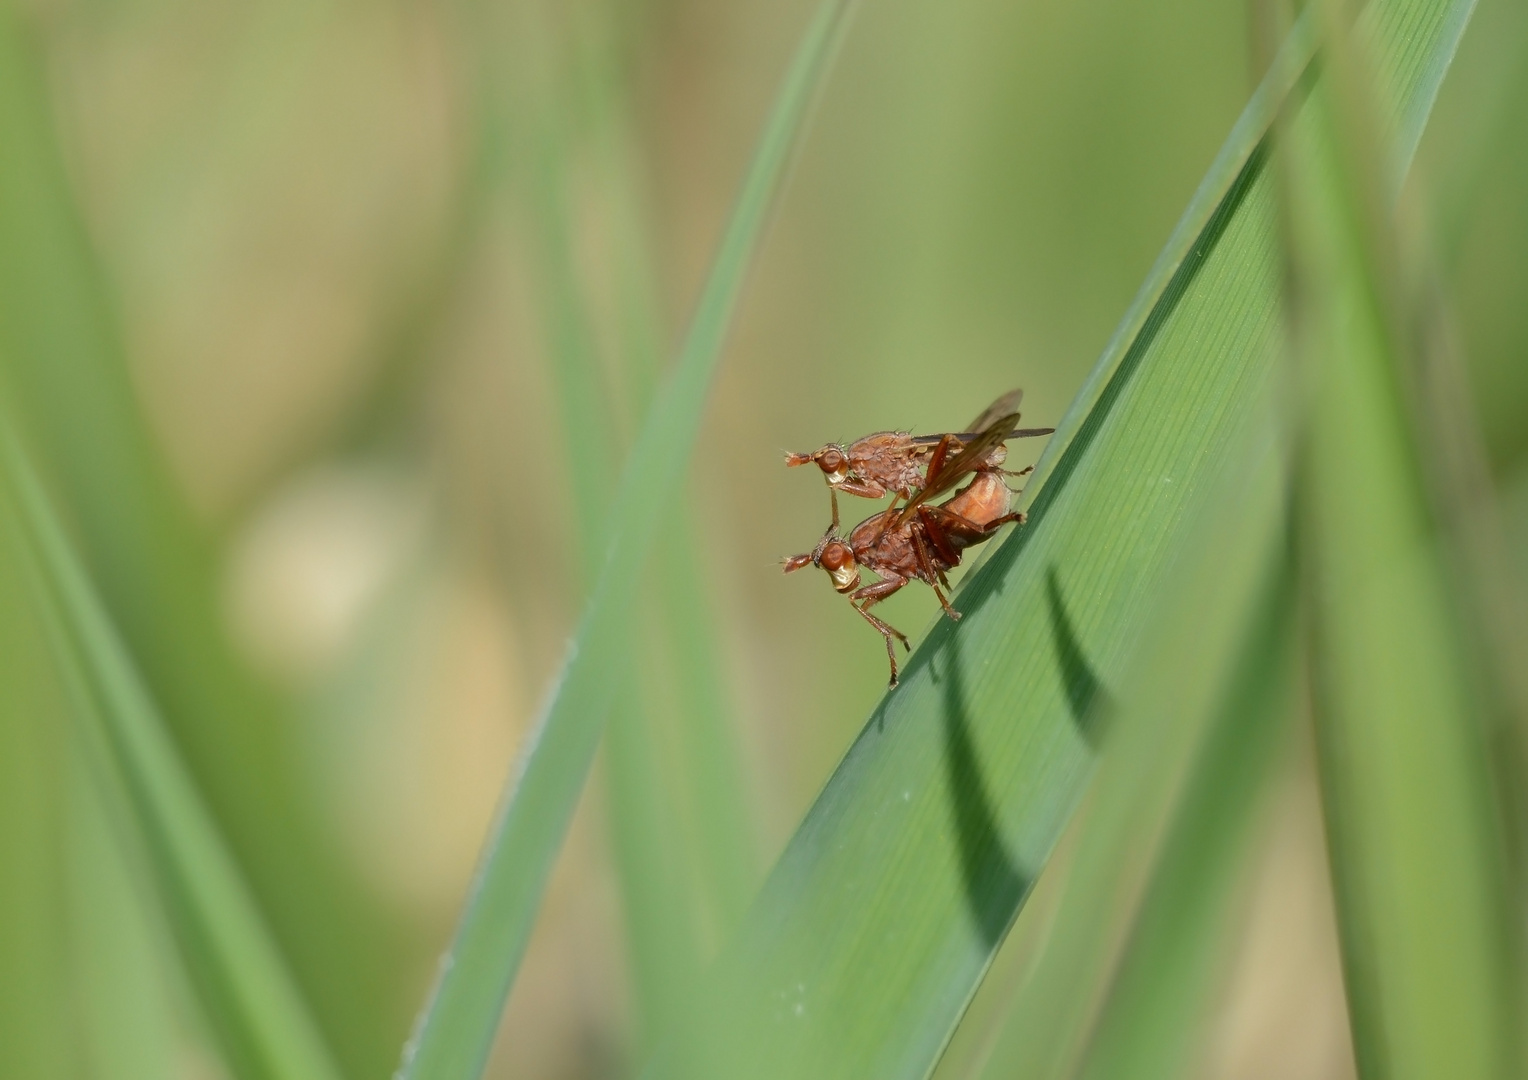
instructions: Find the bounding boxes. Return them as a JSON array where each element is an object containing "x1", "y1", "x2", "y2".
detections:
[
  {"x1": 816, "y1": 447, "x2": 849, "y2": 482},
  {"x1": 820, "y1": 542, "x2": 860, "y2": 593}
]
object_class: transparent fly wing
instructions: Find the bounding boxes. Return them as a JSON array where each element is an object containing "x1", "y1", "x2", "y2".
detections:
[
  {"x1": 964, "y1": 388, "x2": 1023, "y2": 433},
  {"x1": 906, "y1": 425, "x2": 1054, "y2": 445}
]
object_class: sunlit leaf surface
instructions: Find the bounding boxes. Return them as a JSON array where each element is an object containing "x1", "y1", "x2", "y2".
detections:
[{"x1": 654, "y1": 2, "x2": 1477, "y2": 1077}]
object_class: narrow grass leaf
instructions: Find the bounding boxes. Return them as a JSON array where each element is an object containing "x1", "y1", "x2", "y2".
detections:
[
  {"x1": 523, "y1": 86, "x2": 710, "y2": 1042},
  {"x1": 396, "y1": 4, "x2": 854, "y2": 1077},
  {"x1": 0, "y1": 429, "x2": 342, "y2": 1080},
  {"x1": 67, "y1": 756, "x2": 197, "y2": 1080},
  {"x1": 521, "y1": 36, "x2": 763, "y2": 1039},
  {"x1": 0, "y1": 10, "x2": 408, "y2": 1071},
  {"x1": 650, "y1": 525, "x2": 759, "y2": 934},
  {"x1": 584, "y1": 34, "x2": 764, "y2": 963},
  {"x1": 1288, "y1": 4, "x2": 1518, "y2": 1076},
  {"x1": 0, "y1": 484, "x2": 74, "y2": 1078},
  {"x1": 652, "y1": 2, "x2": 1473, "y2": 1077}
]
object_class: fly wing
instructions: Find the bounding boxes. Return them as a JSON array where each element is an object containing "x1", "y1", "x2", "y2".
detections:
[
  {"x1": 907, "y1": 391, "x2": 1046, "y2": 447},
  {"x1": 964, "y1": 389, "x2": 1023, "y2": 433},
  {"x1": 894, "y1": 411, "x2": 1019, "y2": 525},
  {"x1": 908, "y1": 425, "x2": 1054, "y2": 445}
]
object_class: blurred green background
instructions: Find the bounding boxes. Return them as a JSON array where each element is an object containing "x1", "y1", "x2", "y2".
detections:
[{"x1": 1, "y1": 0, "x2": 1525, "y2": 1076}]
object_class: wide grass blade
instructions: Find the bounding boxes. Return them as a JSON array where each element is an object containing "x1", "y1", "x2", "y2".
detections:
[
  {"x1": 395, "y1": 4, "x2": 854, "y2": 1077},
  {"x1": 1287, "y1": 3, "x2": 1519, "y2": 1075},
  {"x1": 651, "y1": 2, "x2": 1473, "y2": 1077},
  {"x1": 1071, "y1": 564, "x2": 1293, "y2": 1080},
  {"x1": 0, "y1": 430, "x2": 342, "y2": 1080},
  {"x1": 959, "y1": 428, "x2": 1293, "y2": 1080}
]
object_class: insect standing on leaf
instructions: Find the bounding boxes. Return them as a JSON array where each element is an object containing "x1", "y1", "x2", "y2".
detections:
[
  {"x1": 782, "y1": 412, "x2": 1037, "y2": 687},
  {"x1": 784, "y1": 389, "x2": 1054, "y2": 528}
]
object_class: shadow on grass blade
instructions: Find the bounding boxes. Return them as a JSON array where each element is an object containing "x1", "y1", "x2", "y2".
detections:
[
  {"x1": 647, "y1": 2, "x2": 1478, "y2": 1078},
  {"x1": 960, "y1": 424, "x2": 1293, "y2": 1080}
]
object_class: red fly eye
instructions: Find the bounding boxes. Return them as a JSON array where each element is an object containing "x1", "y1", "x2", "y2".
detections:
[
  {"x1": 820, "y1": 543, "x2": 851, "y2": 571},
  {"x1": 817, "y1": 448, "x2": 845, "y2": 473}
]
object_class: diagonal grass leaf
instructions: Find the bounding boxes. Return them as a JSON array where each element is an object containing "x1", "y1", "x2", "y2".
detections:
[
  {"x1": 0, "y1": 427, "x2": 342, "y2": 1080},
  {"x1": 0, "y1": 8, "x2": 412, "y2": 1070},
  {"x1": 962, "y1": 424, "x2": 1294, "y2": 1080},
  {"x1": 395, "y1": 4, "x2": 855, "y2": 1077},
  {"x1": 0, "y1": 470, "x2": 74, "y2": 1079},
  {"x1": 650, "y1": 1, "x2": 1475, "y2": 1077},
  {"x1": 1286, "y1": 2, "x2": 1519, "y2": 1075},
  {"x1": 1070, "y1": 548, "x2": 1294, "y2": 1080}
]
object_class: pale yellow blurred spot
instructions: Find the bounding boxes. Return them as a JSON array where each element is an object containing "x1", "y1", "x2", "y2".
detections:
[
  {"x1": 224, "y1": 465, "x2": 427, "y2": 686},
  {"x1": 334, "y1": 569, "x2": 525, "y2": 916}
]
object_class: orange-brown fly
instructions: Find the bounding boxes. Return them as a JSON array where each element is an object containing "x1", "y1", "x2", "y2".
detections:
[
  {"x1": 785, "y1": 389, "x2": 1053, "y2": 527},
  {"x1": 782, "y1": 448, "x2": 1026, "y2": 688}
]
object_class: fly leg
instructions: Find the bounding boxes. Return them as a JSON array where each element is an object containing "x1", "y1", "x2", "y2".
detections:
[
  {"x1": 835, "y1": 479, "x2": 889, "y2": 500},
  {"x1": 916, "y1": 507, "x2": 961, "y2": 570},
  {"x1": 998, "y1": 464, "x2": 1034, "y2": 489},
  {"x1": 924, "y1": 504, "x2": 1024, "y2": 541},
  {"x1": 827, "y1": 478, "x2": 889, "y2": 530},
  {"x1": 923, "y1": 433, "x2": 956, "y2": 482},
  {"x1": 981, "y1": 511, "x2": 1025, "y2": 532},
  {"x1": 851, "y1": 577, "x2": 909, "y2": 686},
  {"x1": 910, "y1": 523, "x2": 960, "y2": 621}
]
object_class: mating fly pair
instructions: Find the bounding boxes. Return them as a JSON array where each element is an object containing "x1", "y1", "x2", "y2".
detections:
[{"x1": 782, "y1": 391, "x2": 1054, "y2": 687}]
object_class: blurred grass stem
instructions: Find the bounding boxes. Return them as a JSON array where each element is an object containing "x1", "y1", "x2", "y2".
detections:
[
  {"x1": 1282, "y1": 1, "x2": 1518, "y2": 1075},
  {"x1": 395, "y1": 4, "x2": 855, "y2": 1077},
  {"x1": 0, "y1": 426, "x2": 343, "y2": 1080}
]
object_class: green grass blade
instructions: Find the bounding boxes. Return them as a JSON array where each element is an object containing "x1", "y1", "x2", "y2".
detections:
[
  {"x1": 395, "y1": 4, "x2": 854, "y2": 1077},
  {"x1": 67, "y1": 751, "x2": 195, "y2": 1080},
  {"x1": 0, "y1": 10, "x2": 408, "y2": 1071},
  {"x1": 523, "y1": 87, "x2": 713, "y2": 1043},
  {"x1": 1017, "y1": 7, "x2": 1313, "y2": 506},
  {"x1": 592, "y1": 52, "x2": 764, "y2": 976},
  {"x1": 959, "y1": 430, "x2": 1292, "y2": 1080},
  {"x1": 520, "y1": 27, "x2": 763, "y2": 1039},
  {"x1": 0, "y1": 485, "x2": 74, "y2": 1078},
  {"x1": 1288, "y1": 4, "x2": 1518, "y2": 1076},
  {"x1": 650, "y1": 2, "x2": 1472, "y2": 1077},
  {"x1": 0, "y1": 429, "x2": 343, "y2": 1080},
  {"x1": 651, "y1": 525, "x2": 759, "y2": 933}
]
